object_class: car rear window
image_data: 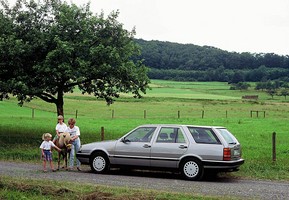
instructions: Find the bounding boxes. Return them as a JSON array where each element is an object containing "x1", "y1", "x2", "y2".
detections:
[
  {"x1": 188, "y1": 127, "x2": 221, "y2": 144},
  {"x1": 216, "y1": 128, "x2": 238, "y2": 144}
]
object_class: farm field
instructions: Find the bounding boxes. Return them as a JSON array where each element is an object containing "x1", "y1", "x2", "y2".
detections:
[{"x1": 1, "y1": 80, "x2": 289, "y2": 181}]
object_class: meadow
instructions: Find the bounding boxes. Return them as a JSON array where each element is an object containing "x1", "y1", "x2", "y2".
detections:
[
  {"x1": 1, "y1": 79, "x2": 289, "y2": 183},
  {"x1": 0, "y1": 176, "x2": 231, "y2": 200}
]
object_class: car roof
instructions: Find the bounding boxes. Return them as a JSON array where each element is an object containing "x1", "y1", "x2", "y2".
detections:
[{"x1": 138, "y1": 124, "x2": 226, "y2": 129}]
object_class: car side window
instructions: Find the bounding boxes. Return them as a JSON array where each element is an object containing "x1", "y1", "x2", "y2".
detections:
[
  {"x1": 156, "y1": 127, "x2": 186, "y2": 143},
  {"x1": 176, "y1": 129, "x2": 186, "y2": 143},
  {"x1": 189, "y1": 127, "x2": 221, "y2": 144},
  {"x1": 125, "y1": 127, "x2": 156, "y2": 142}
]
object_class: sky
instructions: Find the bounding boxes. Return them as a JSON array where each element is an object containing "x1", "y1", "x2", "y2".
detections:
[
  {"x1": 5, "y1": 0, "x2": 289, "y2": 56},
  {"x1": 71, "y1": 0, "x2": 289, "y2": 56}
]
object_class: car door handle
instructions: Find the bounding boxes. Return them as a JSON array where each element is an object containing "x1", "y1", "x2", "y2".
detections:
[
  {"x1": 143, "y1": 144, "x2": 151, "y2": 148},
  {"x1": 179, "y1": 145, "x2": 188, "y2": 149}
]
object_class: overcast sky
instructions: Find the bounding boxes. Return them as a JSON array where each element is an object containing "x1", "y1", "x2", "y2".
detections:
[
  {"x1": 6, "y1": 0, "x2": 288, "y2": 55},
  {"x1": 71, "y1": 0, "x2": 289, "y2": 56}
]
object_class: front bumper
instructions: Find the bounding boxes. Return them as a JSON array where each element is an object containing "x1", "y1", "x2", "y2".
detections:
[{"x1": 76, "y1": 152, "x2": 90, "y2": 164}]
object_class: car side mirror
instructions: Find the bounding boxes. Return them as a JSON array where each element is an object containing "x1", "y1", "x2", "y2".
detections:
[{"x1": 121, "y1": 137, "x2": 130, "y2": 143}]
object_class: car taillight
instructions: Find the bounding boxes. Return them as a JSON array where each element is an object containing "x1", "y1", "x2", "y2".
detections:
[{"x1": 223, "y1": 148, "x2": 231, "y2": 161}]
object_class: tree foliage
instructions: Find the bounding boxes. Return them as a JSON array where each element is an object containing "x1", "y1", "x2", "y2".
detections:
[
  {"x1": 230, "y1": 82, "x2": 250, "y2": 90},
  {"x1": 0, "y1": 0, "x2": 149, "y2": 116},
  {"x1": 255, "y1": 80, "x2": 289, "y2": 99},
  {"x1": 135, "y1": 39, "x2": 289, "y2": 82}
]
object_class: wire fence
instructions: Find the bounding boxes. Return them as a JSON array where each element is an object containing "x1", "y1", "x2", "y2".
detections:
[{"x1": 17, "y1": 108, "x2": 271, "y2": 120}]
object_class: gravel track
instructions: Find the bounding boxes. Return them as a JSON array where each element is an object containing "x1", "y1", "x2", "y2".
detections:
[{"x1": 0, "y1": 160, "x2": 288, "y2": 199}]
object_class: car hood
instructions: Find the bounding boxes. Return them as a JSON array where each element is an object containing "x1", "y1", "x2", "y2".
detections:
[{"x1": 81, "y1": 140, "x2": 118, "y2": 151}]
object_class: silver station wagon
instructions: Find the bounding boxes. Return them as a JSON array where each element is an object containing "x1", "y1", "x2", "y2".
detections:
[{"x1": 76, "y1": 124, "x2": 244, "y2": 180}]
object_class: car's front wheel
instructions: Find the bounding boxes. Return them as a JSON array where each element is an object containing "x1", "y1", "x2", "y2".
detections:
[
  {"x1": 180, "y1": 158, "x2": 204, "y2": 181},
  {"x1": 90, "y1": 152, "x2": 110, "y2": 173}
]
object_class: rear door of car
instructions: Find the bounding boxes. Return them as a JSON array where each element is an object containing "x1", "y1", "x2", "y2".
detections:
[
  {"x1": 113, "y1": 126, "x2": 157, "y2": 166},
  {"x1": 150, "y1": 126, "x2": 189, "y2": 168}
]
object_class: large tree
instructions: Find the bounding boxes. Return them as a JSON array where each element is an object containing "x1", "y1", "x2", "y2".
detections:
[{"x1": 0, "y1": 0, "x2": 149, "y2": 117}]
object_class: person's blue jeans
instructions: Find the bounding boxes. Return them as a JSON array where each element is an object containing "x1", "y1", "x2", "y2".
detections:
[{"x1": 69, "y1": 138, "x2": 81, "y2": 168}]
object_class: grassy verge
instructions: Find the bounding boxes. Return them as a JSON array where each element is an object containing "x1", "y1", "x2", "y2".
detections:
[{"x1": 0, "y1": 176, "x2": 234, "y2": 200}]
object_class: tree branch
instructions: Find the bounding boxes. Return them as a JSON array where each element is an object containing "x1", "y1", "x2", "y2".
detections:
[
  {"x1": 66, "y1": 77, "x2": 93, "y2": 88},
  {"x1": 36, "y1": 92, "x2": 56, "y2": 103}
]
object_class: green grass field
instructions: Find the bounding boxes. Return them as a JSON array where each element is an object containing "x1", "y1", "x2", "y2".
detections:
[
  {"x1": 0, "y1": 176, "x2": 228, "y2": 200},
  {"x1": 1, "y1": 79, "x2": 289, "y2": 182}
]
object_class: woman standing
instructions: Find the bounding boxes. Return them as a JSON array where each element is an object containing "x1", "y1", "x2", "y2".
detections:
[{"x1": 65, "y1": 118, "x2": 81, "y2": 171}]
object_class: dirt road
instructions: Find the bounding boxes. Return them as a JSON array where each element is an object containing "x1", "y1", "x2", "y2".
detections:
[{"x1": 0, "y1": 161, "x2": 288, "y2": 199}]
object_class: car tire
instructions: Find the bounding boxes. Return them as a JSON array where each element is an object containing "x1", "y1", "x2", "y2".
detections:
[
  {"x1": 90, "y1": 152, "x2": 110, "y2": 174},
  {"x1": 180, "y1": 158, "x2": 204, "y2": 181}
]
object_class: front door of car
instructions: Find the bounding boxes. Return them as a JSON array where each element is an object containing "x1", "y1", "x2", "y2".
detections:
[
  {"x1": 113, "y1": 127, "x2": 157, "y2": 166},
  {"x1": 150, "y1": 127, "x2": 189, "y2": 168}
]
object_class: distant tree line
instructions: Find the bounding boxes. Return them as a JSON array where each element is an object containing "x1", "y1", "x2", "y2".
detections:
[
  {"x1": 255, "y1": 80, "x2": 289, "y2": 99},
  {"x1": 134, "y1": 39, "x2": 289, "y2": 82}
]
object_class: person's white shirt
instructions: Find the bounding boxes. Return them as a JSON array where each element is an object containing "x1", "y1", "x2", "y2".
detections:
[
  {"x1": 56, "y1": 123, "x2": 67, "y2": 133},
  {"x1": 65, "y1": 126, "x2": 80, "y2": 137},
  {"x1": 40, "y1": 141, "x2": 56, "y2": 150}
]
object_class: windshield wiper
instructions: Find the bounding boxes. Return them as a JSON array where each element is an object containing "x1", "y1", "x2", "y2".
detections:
[{"x1": 229, "y1": 142, "x2": 237, "y2": 145}]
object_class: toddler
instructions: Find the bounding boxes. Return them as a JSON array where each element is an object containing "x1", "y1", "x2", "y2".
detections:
[{"x1": 40, "y1": 133, "x2": 61, "y2": 172}]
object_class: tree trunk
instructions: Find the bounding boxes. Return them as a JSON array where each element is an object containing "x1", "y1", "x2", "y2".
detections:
[
  {"x1": 56, "y1": 103, "x2": 64, "y2": 117},
  {"x1": 56, "y1": 91, "x2": 64, "y2": 119}
]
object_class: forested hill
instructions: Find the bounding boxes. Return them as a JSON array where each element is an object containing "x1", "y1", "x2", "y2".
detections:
[{"x1": 134, "y1": 39, "x2": 289, "y2": 82}]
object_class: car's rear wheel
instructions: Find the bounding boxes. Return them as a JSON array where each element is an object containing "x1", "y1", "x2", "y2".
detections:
[
  {"x1": 90, "y1": 152, "x2": 110, "y2": 173},
  {"x1": 180, "y1": 158, "x2": 204, "y2": 181}
]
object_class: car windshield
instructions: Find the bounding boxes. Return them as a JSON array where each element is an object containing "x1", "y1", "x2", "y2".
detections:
[{"x1": 216, "y1": 128, "x2": 238, "y2": 144}]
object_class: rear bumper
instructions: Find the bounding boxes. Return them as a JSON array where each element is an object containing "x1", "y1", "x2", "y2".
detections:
[{"x1": 203, "y1": 159, "x2": 245, "y2": 169}]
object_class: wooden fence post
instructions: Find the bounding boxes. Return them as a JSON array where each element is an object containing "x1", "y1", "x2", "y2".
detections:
[
  {"x1": 178, "y1": 110, "x2": 180, "y2": 119},
  {"x1": 75, "y1": 109, "x2": 78, "y2": 119},
  {"x1": 202, "y1": 110, "x2": 204, "y2": 118},
  {"x1": 226, "y1": 110, "x2": 228, "y2": 118},
  {"x1": 144, "y1": 110, "x2": 146, "y2": 119},
  {"x1": 101, "y1": 127, "x2": 104, "y2": 141},
  {"x1": 272, "y1": 132, "x2": 276, "y2": 162}
]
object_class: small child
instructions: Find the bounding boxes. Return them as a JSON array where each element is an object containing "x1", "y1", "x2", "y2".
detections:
[{"x1": 40, "y1": 133, "x2": 61, "y2": 172}]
